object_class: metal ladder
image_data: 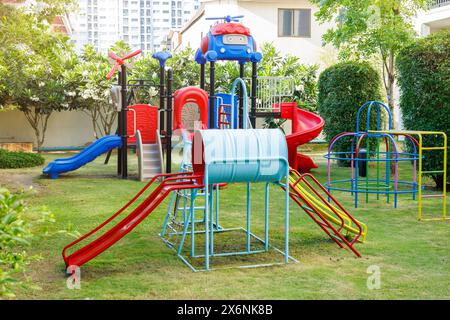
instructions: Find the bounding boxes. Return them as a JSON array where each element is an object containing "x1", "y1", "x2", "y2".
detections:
[
  {"x1": 415, "y1": 131, "x2": 448, "y2": 221},
  {"x1": 218, "y1": 104, "x2": 232, "y2": 129},
  {"x1": 376, "y1": 130, "x2": 447, "y2": 221}
]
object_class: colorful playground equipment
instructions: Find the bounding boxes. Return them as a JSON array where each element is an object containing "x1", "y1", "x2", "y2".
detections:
[
  {"x1": 62, "y1": 128, "x2": 366, "y2": 271},
  {"x1": 61, "y1": 15, "x2": 367, "y2": 273},
  {"x1": 325, "y1": 101, "x2": 447, "y2": 221}
]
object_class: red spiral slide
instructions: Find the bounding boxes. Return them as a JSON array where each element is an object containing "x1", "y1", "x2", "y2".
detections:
[{"x1": 278, "y1": 102, "x2": 325, "y2": 173}]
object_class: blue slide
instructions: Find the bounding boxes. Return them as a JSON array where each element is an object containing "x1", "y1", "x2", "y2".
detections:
[{"x1": 42, "y1": 135, "x2": 122, "y2": 179}]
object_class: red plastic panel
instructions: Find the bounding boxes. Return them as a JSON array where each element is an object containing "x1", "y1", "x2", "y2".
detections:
[
  {"x1": 127, "y1": 104, "x2": 158, "y2": 144},
  {"x1": 173, "y1": 87, "x2": 209, "y2": 132}
]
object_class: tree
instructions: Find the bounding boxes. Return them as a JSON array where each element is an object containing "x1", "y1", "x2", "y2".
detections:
[
  {"x1": 311, "y1": 0, "x2": 429, "y2": 127},
  {"x1": 396, "y1": 30, "x2": 450, "y2": 189},
  {"x1": 67, "y1": 42, "x2": 135, "y2": 139},
  {"x1": 317, "y1": 61, "x2": 382, "y2": 166},
  {"x1": 0, "y1": 2, "x2": 79, "y2": 150}
]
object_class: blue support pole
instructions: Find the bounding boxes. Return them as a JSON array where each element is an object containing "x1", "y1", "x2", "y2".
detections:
[
  {"x1": 284, "y1": 167, "x2": 290, "y2": 263},
  {"x1": 204, "y1": 168, "x2": 210, "y2": 271},
  {"x1": 264, "y1": 182, "x2": 269, "y2": 251},
  {"x1": 246, "y1": 182, "x2": 251, "y2": 252},
  {"x1": 215, "y1": 183, "x2": 219, "y2": 230},
  {"x1": 177, "y1": 191, "x2": 193, "y2": 255},
  {"x1": 209, "y1": 184, "x2": 214, "y2": 255},
  {"x1": 160, "y1": 191, "x2": 177, "y2": 236}
]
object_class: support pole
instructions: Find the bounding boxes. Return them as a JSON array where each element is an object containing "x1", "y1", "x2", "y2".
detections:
[
  {"x1": 264, "y1": 182, "x2": 269, "y2": 251},
  {"x1": 209, "y1": 62, "x2": 215, "y2": 129},
  {"x1": 246, "y1": 182, "x2": 251, "y2": 252},
  {"x1": 250, "y1": 62, "x2": 258, "y2": 128},
  {"x1": 166, "y1": 68, "x2": 173, "y2": 173},
  {"x1": 117, "y1": 73, "x2": 122, "y2": 176},
  {"x1": 200, "y1": 63, "x2": 205, "y2": 90},
  {"x1": 159, "y1": 64, "x2": 166, "y2": 135},
  {"x1": 284, "y1": 169, "x2": 290, "y2": 263},
  {"x1": 239, "y1": 63, "x2": 245, "y2": 129},
  {"x1": 120, "y1": 65, "x2": 128, "y2": 179}
]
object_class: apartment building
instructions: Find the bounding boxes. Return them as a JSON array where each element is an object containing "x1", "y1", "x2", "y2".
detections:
[{"x1": 72, "y1": 0, "x2": 200, "y2": 52}]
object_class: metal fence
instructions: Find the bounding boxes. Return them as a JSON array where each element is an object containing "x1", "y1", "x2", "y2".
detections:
[
  {"x1": 430, "y1": 0, "x2": 450, "y2": 9},
  {"x1": 254, "y1": 76, "x2": 295, "y2": 113}
]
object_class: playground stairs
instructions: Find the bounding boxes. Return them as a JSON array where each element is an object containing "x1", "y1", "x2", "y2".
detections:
[
  {"x1": 218, "y1": 104, "x2": 232, "y2": 129},
  {"x1": 160, "y1": 187, "x2": 207, "y2": 248},
  {"x1": 287, "y1": 169, "x2": 366, "y2": 257},
  {"x1": 136, "y1": 130, "x2": 164, "y2": 181}
]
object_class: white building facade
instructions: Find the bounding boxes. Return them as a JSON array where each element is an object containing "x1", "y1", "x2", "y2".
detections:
[
  {"x1": 72, "y1": 0, "x2": 200, "y2": 53},
  {"x1": 414, "y1": 0, "x2": 450, "y2": 36},
  {"x1": 172, "y1": 0, "x2": 336, "y2": 67}
]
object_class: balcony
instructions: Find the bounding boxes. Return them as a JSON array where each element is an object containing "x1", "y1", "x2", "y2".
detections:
[
  {"x1": 416, "y1": 0, "x2": 450, "y2": 35},
  {"x1": 430, "y1": 0, "x2": 450, "y2": 9}
]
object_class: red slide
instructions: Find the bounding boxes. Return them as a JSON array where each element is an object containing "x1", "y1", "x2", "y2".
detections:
[
  {"x1": 278, "y1": 102, "x2": 324, "y2": 173},
  {"x1": 62, "y1": 172, "x2": 202, "y2": 268}
]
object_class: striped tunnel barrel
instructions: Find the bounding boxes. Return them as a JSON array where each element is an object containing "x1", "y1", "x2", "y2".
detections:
[{"x1": 192, "y1": 129, "x2": 289, "y2": 184}]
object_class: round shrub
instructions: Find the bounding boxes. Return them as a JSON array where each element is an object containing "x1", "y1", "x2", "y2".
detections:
[
  {"x1": 0, "y1": 149, "x2": 45, "y2": 169},
  {"x1": 396, "y1": 30, "x2": 450, "y2": 189},
  {"x1": 317, "y1": 61, "x2": 382, "y2": 165}
]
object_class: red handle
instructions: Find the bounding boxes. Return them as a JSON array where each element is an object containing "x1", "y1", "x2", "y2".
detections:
[
  {"x1": 123, "y1": 49, "x2": 142, "y2": 60},
  {"x1": 106, "y1": 49, "x2": 142, "y2": 80},
  {"x1": 106, "y1": 64, "x2": 119, "y2": 80}
]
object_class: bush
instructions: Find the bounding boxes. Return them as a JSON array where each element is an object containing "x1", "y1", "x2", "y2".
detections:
[
  {"x1": 317, "y1": 61, "x2": 382, "y2": 165},
  {"x1": 0, "y1": 188, "x2": 57, "y2": 297},
  {"x1": 0, "y1": 149, "x2": 44, "y2": 169},
  {"x1": 396, "y1": 30, "x2": 450, "y2": 189}
]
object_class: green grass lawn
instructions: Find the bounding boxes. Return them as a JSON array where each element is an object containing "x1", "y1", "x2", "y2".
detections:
[{"x1": 1, "y1": 150, "x2": 449, "y2": 299}]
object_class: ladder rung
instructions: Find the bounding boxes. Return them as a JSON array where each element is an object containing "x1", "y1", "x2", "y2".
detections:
[
  {"x1": 422, "y1": 170, "x2": 445, "y2": 174},
  {"x1": 421, "y1": 194, "x2": 445, "y2": 198},
  {"x1": 422, "y1": 147, "x2": 445, "y2": 150}
]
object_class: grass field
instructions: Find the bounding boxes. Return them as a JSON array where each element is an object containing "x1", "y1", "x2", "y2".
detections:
[{"x1": 1, "y1": 150, "x2": 449, "y2": 300}]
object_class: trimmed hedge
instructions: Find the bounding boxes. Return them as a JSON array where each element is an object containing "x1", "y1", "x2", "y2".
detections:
[
  {"x1": 396, "y1": 30, "x2": 450, "y2": 189},
  {"x1": 0, "y1": 149, "x2": 45, "y2": 169},
  {"x1": 317, "y1": 61, "x2": 382, "y2": 165}
]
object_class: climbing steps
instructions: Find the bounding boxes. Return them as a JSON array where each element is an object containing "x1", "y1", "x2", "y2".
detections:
[
  {"x1": 286, "y1": 169, "x2": 367, "y2": 257},
  {"x1": 218, "y1": 104, "x2": 232, "y2": 129},
  {"x1": 375, "y1": 130, "x2": 448, "y2": 221},
  {"x1": 136, "y1": 130, "x2": 164, "y2": 181}
]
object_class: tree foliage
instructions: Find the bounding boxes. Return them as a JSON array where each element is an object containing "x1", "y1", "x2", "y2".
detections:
[
  {"x1": 318, "y1": 61, "x2": 382, "y2": 164},
  {"x1": 396, "y1": 30, "x2": 450, "y2": 189},
  {"x1": 0, "y1": 2, "x2": 79, "y2": 150},
  {"x1": 311, "y1": 0, "x2": 428, "y2": 125},
  {"x1": 0, "y1": 188, "x2": 58, "y2": 298}
]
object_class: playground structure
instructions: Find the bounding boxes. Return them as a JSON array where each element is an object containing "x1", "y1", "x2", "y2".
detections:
[
  {"x1": 43, "y1": 49, "x2": 168, "y2": 180},
  {"x1": 325, "y1": 101, "x2": 447, "y2": 221},
  {"x1": 61, "y1": 15, "x2": 367, "y2": 272}
]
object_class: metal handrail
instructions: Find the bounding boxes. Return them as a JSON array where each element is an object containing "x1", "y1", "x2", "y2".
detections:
[{"x1": 429, "y1": 0, "x2": 450, "y2": 9}]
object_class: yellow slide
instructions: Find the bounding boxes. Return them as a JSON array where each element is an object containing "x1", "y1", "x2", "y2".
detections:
[{"x1": 288, "y1": 170, "x2": 368, "y2": 243}]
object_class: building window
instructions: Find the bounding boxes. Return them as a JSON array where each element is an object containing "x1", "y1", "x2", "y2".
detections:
[{"x1": 278, "y1": 9, "x2": 311, "y2": 38}]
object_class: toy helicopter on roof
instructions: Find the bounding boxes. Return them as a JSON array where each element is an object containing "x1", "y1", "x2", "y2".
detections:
[{"x1": 195, "y1": 15, "x2": 262, "y2": 64}]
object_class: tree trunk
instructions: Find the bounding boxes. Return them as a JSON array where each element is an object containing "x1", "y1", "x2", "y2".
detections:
[
  {"x1": 85, "y1": 105, "x2": 118, "y2": 140},
  {"x1": 382, "y1": 51, "x2": 396, "y2": 130},
  {"x1": 22, "y1": 107, "x2": 51, "y2": 152}
]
